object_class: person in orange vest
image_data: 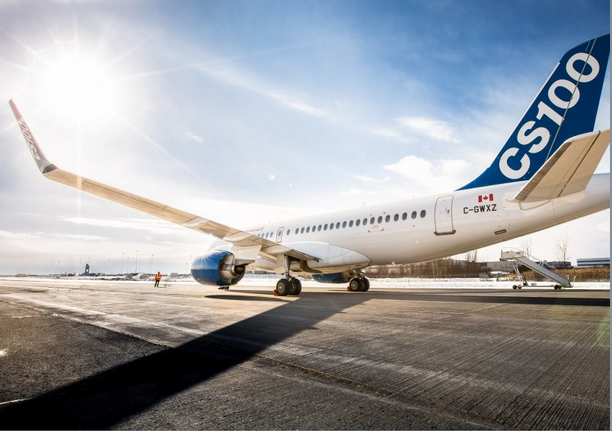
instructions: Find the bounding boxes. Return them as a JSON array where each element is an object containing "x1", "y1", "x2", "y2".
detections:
[{"x1": 154, "y1": 271, "x2": 162, "y2": 287}]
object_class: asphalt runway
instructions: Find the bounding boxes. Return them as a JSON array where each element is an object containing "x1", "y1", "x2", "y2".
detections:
[{"x1": 0, "y1": 278, "x2": 609, "y2": 430}]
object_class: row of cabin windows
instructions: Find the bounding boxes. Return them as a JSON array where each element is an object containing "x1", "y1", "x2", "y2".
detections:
[{"x1": 257, "y1": 209, "x2": 427, "y2": 239}]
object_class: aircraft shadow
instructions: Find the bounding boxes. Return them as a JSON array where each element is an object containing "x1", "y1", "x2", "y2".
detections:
[{"x1": 0, "y1": 292, "x2": 370, "y2": 429}]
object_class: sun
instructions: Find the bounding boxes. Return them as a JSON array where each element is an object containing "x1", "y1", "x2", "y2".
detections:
[
  {"x1": 45, "y1": 53, "x2": 115, "y2": 116},
  {"x1": 25, "y1": 39, "x2": 130, "y2": 122}
]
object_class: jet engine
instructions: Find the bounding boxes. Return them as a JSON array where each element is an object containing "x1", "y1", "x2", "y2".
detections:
[{"x1": 191, "y1": 251, "x2": 246, "y2": 286}]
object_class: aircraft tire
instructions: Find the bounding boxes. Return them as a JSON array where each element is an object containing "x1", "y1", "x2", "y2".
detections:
[
  {"x1": 358, "y1": 278, "x2": 370, "y2": 292},
  {"x1": 276, "y1": 279, "x2": 290, "y2": 296},
  {"x1": 289, "y1": 278, "x2": 302, "y2": 296},
  {"x1": 348, "y1": 278, "x2": 361, "y2": 292}
]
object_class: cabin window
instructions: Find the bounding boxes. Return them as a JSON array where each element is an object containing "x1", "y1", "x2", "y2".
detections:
[
  {"x1": 306, "y1": 227, "x2": 310, "y2": 233},
  {"x1": 287, "y1": 229, "x2": 291, "y2": 235},
  {"x1": 300, "y1": 227, "x2": 305, "y2": 234},
  {"x1": 330, "y1": 223, "x2": 334, "y2": 230},
  {"x1": 370, "y1": 217, "x2": 375, "y2": 224},
  {"x1": 318, "y1": 225, "x2": 322, "y2": 231},
  {"x1": 356, "y1": 219, "x2": 361, "y2": 227},
  {"x1": 420, "y1": 210, "x2": 426, "y2": 218},
  {"x1": 324, "y1": 224, "x2": 328, "y2": 230},
  {"x1": 312, "y1": 225, "x2": 316, "y2": 232},
  {"x1": 336, "y1": 222, "x2": 340, "y2": 229},
  {"x1": 363, "y1": 218, "x2": 367, "y2": 225},
  {"x1": 402, "y1": 212, "x2": 407, "y2": 220},
  {"x1": 349, "y1": 220, "x2": 353, "y2": 227},
  {"x1": 394, "y1": 214, "x2": 399, "y2": 222},
  {"x1": 412, "y1": 211, "x2": 417, "y2": 219},
  {"x1": 377, "y1": 216, "x2": 382, "y2": 224},
  {"x1": 385, "y1": 215, "x2": 390, "y2": 223},
  {"x1": 342, "y1": 221, "x2": 347, "y2": 228}
]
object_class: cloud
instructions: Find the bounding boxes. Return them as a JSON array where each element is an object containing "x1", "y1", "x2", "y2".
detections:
[
  {"x1": 384, "y1": 155, "x2": 434, "y2": 179},
  {"x1": 195, "y1": 64, "x2": 333, "y2": 120},
  {"x1": 0, "y1": 230, "x2": 106, "y2": 241},
  {"x1": 395, "y1": 116, "x2": 459, "y2": 143},
  {"x1": 384, "y1": 155, "x2": 473, "y2": 195},
  {"x1": 372, "y1": 127, "x2": 414, "y2": 144},
  {"x1": 184, "y1": 131, "x2": 204, "y2": 143},
  {"x1": 61, "y1": 217, "x2": 184, "y2": 236}
]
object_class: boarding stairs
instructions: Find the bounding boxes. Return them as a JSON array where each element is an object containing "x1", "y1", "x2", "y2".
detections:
[{"x1": 500, "y1": 248, "x2": 574, "y2": 289}]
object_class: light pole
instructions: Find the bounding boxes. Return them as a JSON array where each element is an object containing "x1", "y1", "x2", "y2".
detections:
[
  {"x1": 121, "y1": 252, "x2": 124, "y2": 275},
  {"x1": 136, "y1": 250, "x2": 139, "y2": 273}
]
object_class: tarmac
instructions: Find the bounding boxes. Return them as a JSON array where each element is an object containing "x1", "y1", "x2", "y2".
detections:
[{"x1": 0, "y1": 277, "x2": 609, "y2": 429}]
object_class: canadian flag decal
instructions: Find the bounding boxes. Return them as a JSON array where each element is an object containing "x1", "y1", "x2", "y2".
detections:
[{"x1": 478, "y1": 193, "x2": 494, "y2": 202}]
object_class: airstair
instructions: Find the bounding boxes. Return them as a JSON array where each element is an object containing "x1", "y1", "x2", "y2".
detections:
[{"x1": 500, "y1": 248, "x2": 574, "y2": 289}]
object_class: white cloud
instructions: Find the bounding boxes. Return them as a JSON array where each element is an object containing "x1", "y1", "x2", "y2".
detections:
[
  {"x1": 395, "y1": 116, "x2": 459, "y2": 143},
  {"x1": 384, "y1": 155, "x2": 434, "y2": 179},
  {"x1": 0, "y1": 230, "x2": 106, "y2": 241},
  {"x1": 61, "y1": 217, "x2": 184, "y2": 236},
  {"x1": 384, "y1": 155, "x2": 473, "y2": 195},
  {"x1": 353, "y1": 175, "x2": 377, "y2": 183},
  {"x1": 372, "y1": 127, "x2": 413, "y2": 144},
  {"x1": 184, "y1": 131, "x2": 204, "y2": 143}
]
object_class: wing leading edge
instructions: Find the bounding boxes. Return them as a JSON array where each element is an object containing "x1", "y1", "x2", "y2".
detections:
[{"x1": 9, "y1": 100, "x2": 319, "y2": 263}]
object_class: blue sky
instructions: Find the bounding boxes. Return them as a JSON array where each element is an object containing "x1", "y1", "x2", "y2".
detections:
[{"x1": 0, "y1": 0, "x2": 609, "y2": 274}]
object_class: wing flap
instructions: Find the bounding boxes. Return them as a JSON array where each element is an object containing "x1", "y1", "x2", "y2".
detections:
[{"x1": 512, "y1": 129, "x2": 610, "y2": 202}]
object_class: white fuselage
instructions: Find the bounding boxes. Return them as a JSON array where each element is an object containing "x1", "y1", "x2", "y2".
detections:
[{"x1": 248, "y1": 173, "x2": 610, "y2": 274}]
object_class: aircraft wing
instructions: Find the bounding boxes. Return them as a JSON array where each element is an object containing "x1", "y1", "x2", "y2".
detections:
[
  {"x1": 512, "y1": 129, "x2": 610, "y2": 203},
  {"x1": 9, "y1": 100, "x2": 319, "y2": 263}
]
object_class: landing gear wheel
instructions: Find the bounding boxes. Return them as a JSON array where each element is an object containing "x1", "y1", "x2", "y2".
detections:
[
  {"x1": 288, "y1": 278, "x2": 302, "y2": 296},
  {"x1": 348, "y1": 278, "x2": 361, "y2": 292},
  {"x1": 358, "y1": 278, "x2": 370, "y2": 292},
  {"x1": 275, "y1": 278, "x2": 290, "y2": 296},
  {"x1": 512, "y1": 285, "x2": 518, "y2": 290}
]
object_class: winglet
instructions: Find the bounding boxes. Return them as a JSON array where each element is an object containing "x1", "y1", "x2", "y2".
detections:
[{"x1": 9, "y1": 100, "x2": 57, "y2": 175}]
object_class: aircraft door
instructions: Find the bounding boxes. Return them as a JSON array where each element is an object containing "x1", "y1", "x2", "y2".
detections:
[
  {"x1": 276, "y1": 226, "x2": 284, "y2": 243},
  {"x1": 434, "y1": 195, "x2": 456, "y2": 235}
]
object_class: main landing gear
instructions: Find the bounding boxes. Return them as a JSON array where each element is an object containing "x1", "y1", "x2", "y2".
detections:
[
  {"x1": 275, "y1": 277, "x2": 302, "y2": 296},
  {"x1": 274, "y1": 256, "x2": 303, "y2": 296},
  {"x1": 347, "y1": 276, "x2": 370, "y2": 292}
]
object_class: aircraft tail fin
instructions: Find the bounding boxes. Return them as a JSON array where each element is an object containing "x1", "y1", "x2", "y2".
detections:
[{"x1": 459, "y1": 34, "x2": 610, "y2": 190}]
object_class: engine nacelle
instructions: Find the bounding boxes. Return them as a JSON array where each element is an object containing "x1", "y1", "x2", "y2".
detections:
[
  {"x1": 191, "y1": 251, "x2": 246, "y2": 286},
  {"x1": 312, "y1": 273, "x2": 351, "y2": 284}
]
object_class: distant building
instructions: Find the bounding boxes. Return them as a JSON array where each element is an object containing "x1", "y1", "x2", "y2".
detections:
[
  {"x1": 536, "y1": 260, "x2": 572, "y2": 269},
  {"x1": 576, "y1": 258, "x2": 610, "y2": 268},
  {"x1": 485, "y1": 261, "x2": 515, "y2": 272}
]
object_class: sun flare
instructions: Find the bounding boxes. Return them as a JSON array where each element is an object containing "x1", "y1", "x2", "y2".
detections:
[
  {"x1": 45, "y1": 55, "x2": 114, "y2": 116},
  {"x1": 25, "y1": 39, "x2": 130, "y2": 121}
]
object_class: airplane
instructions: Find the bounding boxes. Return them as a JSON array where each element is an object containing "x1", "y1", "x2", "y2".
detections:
[{"x1": 10, "y1": 34, "x2": 610, "y2": 296}]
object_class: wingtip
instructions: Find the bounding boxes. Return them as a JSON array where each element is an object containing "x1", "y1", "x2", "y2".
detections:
[{"x1": 8, "y1": 99, "x2": 22, "y2": 120}]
